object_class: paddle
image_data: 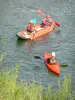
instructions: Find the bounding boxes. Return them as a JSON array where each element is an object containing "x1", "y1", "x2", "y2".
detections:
[
  {"x1": 34, "y1": 56, "x2": 42, "y2": 59},
  {"x1": 37, "y1": 9, "x2": 45, "y2": 15},
  {"x1": 34, "y1": 56, "x2": 68, "y2": 67},
  {"x1": 54, "y1": 26, "x2": 60, "y2": 32},
  {"x1": 60, "y1": 64, "x2": 68, "y2": 67},
  {"x1": 37, "y1": 9, "x2": 60, "y2": 27}
]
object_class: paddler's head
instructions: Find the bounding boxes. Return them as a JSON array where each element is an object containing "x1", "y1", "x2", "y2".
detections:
[
  {"x1": 46, "y1": 15, "x2": 50, "y2": 19},
  {"x1": 29, "y1": 20, "x2": 34, "y2": 24}
]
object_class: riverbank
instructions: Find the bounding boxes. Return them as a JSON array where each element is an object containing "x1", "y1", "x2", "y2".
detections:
[{"x1": 0, "y1": 64, "x2": 75, "y2": 100}]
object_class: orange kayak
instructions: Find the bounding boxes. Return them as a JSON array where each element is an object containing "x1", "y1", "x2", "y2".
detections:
[
  {"x1": 16, "y1": 20, "x2": 55, "y2": 40},
  {"x1": 44, "y1": 52, "x2": 60, "y2": 75}
]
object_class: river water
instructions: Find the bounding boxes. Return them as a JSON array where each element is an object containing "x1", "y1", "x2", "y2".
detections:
[{"x1": 0, "y1": 0, "x2": 75, "y2": 87}]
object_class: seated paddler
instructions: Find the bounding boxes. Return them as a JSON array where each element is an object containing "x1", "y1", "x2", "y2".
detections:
[
  {"x1": 27, "y1": 20, "x2": 35, "y2": 33},
  {"x1": 41, "y1": 15, "x2": 53, "y2": 27},
  {"x1": 47, "y1": 52, "x2": 57, "y2": 64}
]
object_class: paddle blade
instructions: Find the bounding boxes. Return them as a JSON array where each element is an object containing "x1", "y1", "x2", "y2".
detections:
[
  {"x1": 55, "y1": 22, "x2": 60, "y2": 27},
  {"x1": 60, "y1": 64, "x2": 68, "y2": 67},
  {"x1": 34, "y1": 56, "x2": 41, "y2": 59},
  {"x1": 37, "y1": 9, "x2": 44, "y2": 14},
  {"x1": 56, "y1": 30, "x2": 60, "y2": 32},
  {"x1": 33, "y1": 18, "x2": 37, "y2": 24}
]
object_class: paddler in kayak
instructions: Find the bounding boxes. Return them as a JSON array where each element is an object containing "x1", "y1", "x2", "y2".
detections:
[
  {"x1": 47, "y1": 52, "x2": 57, "y2": 64},
  {"x1": 41, "y1": 15, "x2": 53, "y2": 27},
  {"x1": 27, "y1": 20, "x2": 35, "y2": 33}
]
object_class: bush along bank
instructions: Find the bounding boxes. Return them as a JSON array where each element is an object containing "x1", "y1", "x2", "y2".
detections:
[{"x1": 0, "y1": 65, "x2": 75, "y2": 100}]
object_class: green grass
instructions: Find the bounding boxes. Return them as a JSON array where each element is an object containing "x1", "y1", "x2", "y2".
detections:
[
  {"x1": 0, "y1": 65, "x2": 75, "y2": 100},
  {"x1": 2, "y1": 36, "x2": 6, "y2": 43},
  {"x1": 0, "y1": 52, "x2": 7, "y2": 62}
]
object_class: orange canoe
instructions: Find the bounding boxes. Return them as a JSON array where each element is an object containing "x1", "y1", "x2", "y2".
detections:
[
  {"x1": 44, "y1": 52, "x2": 60, "y2": 75},
  {"x1": 16, "y1": 20, "x2": 55, "y2": 40}
]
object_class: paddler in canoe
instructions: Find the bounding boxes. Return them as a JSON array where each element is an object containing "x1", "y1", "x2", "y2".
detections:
[
  {"x1": 16, "y1": 16, "x2": 55, "y2": 40},
  {"x1": 41, "y1": 15, "x2": 53, "y2": 27},
  {"x1": 47, "y1": 52, "x2": 57, "y2": 64},
  {"x1": 27, "y1": 16, "x2": 53, "y2": 34},
  {"x1": 27, "y1": 20, "x2": 35, "y2": 33},
  {"x1": 44, "y1": 52, "x2": 60, "y2": 75}
]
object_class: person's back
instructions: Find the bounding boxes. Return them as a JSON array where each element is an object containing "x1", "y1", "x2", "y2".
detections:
[
  {"x1": 27, "y1": 20, "x2": 35, "y2": 32},
  {"x1": 41, "y1": 15, "x2": 53, "y2": 27},
  {"x1": 41, "y1": 15, "x2": 50, "y2": 26},
  {"x1": 42, "y1": 18, "x2": 47, "y2": 25}
]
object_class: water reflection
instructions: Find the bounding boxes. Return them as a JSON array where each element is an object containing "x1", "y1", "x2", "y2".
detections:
[
  {"x1": 16, "y1": 33, "x2": 51, "y2": 47},
  {"x1": 16, "y1": 38, "x2": 29, "y2": 46}
]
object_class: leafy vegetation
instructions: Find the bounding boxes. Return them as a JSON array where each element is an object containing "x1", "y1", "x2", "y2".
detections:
[
  {"x1": 0, "y1": 64, "x2": 75, "y2": 100},
  {"x1": 0, "y1": 52, "x2": 7, "y2": 62}
]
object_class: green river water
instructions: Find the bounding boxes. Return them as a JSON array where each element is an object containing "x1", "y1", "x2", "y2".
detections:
[{"x1": 0, "y1": 0, "x2": 75, "y2": 87}]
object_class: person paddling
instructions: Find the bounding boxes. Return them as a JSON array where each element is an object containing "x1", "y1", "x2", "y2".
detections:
[
  {"x1": 47, "y1": 52, "x2": 57, "y2": 64},
  {"x1": 41, "y1": 15, "x2": 53, "y2": 27},
  {"x1": 27, "y1": 20, "x2": 35, "y2": 33}
]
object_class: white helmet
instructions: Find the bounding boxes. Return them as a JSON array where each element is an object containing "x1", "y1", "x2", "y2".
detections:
[{"x1": 52, "y1": 52, "x2": 55, "y2": 57}]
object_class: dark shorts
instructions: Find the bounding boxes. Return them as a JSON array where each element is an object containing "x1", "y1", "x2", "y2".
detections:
[
  {"x1": 27, "y1": 30, "x2": 33, "y2": 33},
  {"x1": 41, "y1": 23, "x2": 48, "y2": 27}
]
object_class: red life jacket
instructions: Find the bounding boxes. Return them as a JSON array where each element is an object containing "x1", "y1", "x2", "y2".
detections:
[
  {"x1": 27, "y1": 24, "x2": 31, "y2": 31},
  {"x1": 42, "y1": 18, "x2": 49, "y2": 25},
  {"x1": 42, "y1": 18, "x2": 47, "y2": 24}
]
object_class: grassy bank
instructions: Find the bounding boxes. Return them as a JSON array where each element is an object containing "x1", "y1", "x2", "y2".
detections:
[{"x1": 0, "y1": 65, "x2": 75, "y2": 100}]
